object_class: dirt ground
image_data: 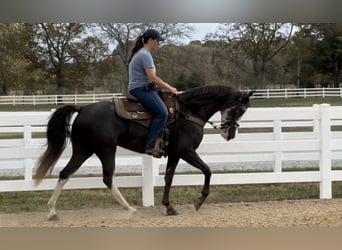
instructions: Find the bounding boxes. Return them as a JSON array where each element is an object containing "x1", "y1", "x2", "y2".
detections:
[{"x1": 2, "y1": 199, "x2": 342, "y2": 227}]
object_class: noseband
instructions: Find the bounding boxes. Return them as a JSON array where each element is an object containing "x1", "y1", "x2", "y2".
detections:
[
  {"x1": 208, "y1": 120, "x2": 240, "y2": 130},
  {"x1": 208, "y1": 105, "x2": 240, "y2": 131}
]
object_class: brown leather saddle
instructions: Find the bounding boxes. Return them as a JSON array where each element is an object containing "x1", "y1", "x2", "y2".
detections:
[{"x1": 113, "y1": 91, "x2": 177, "y2": 128}]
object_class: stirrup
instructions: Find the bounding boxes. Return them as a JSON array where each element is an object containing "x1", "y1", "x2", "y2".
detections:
[
  {"x1": 145, "y1": 148, "x2": 164, "y2": 158},
  {"x1": 146, "y1": 136, "x2": 166, "y2": 158}
]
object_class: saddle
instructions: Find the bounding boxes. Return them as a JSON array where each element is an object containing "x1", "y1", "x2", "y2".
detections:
[{"x1": 113, "y1": 91, "x2": 177, "y2": 128}]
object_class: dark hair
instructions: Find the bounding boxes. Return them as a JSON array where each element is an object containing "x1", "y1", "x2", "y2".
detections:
[
  {"x1": 128, "y1": 29, "x2": 165, "y2": 64},
  {"x1": 128, "y1": 35, "x2": 144, "y2": 64}
]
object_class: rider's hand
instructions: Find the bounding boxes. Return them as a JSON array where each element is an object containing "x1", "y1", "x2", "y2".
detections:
[{"x1": 168, "y1": 86, "x2": 178, "y2": 94}]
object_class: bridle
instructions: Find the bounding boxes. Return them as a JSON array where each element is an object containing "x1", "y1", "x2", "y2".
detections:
[
  {"x1": 208, "y1": 105, "x2": 240, "y2": 131},
  {"x1": 207, "y1": 120, "x2": 240, "y2": 130}
]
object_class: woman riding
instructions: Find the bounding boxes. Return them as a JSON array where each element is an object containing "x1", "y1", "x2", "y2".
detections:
[{"x1": 128, "y1": 29, "x2": 177, "y2": 158}]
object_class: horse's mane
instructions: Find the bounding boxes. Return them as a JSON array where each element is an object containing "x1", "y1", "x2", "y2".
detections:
[{"x1": 178, "y1": 85, "x2": 240, "y2": 106}]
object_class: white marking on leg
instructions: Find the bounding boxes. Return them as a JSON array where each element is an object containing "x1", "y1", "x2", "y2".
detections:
[
  {"x1": 111, "y1": 185, "x2": 136, "y2": 214},
  {"x1": 47, "y1": 179, "x2": 68, "y2": 220}
]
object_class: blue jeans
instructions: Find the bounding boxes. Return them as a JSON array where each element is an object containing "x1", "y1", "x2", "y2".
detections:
[{"x1": 130, "y1": 86, "x2": 168, "y2": 150}]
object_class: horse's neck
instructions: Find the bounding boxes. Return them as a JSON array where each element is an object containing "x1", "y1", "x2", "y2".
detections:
[{"x1": 195, "y1": 104, "x2": 220, "y2": 123}]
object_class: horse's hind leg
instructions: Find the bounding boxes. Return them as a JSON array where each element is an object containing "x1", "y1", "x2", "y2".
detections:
[
  {"x1": 111, "y1": 186, "x2": 136, "y2": 214},
  {"x1": 47, "y1": 151, "x2": 91, "y2": 220},
  {"x1": 96, "y1": 148, "x2": 136, "y2": 214},
  {"x1": 47, "y1": 178, "x2": 68, "y2": 220}
]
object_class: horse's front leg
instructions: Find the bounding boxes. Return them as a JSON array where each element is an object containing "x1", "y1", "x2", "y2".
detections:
[
  {"x1": 162, "y1": 156, "x2": 180, "y2": 216},
  {"x1": 182, "y1": 150, "x2": 212, "y2": 211}
]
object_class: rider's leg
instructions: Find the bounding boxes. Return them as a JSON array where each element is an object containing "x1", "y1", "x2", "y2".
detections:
[{"x1": 130, "y1": 86, "x2": 168, "y2": 157}]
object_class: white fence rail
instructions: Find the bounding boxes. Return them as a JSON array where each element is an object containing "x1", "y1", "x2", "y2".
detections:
[
  {"x1": 1, "y1": 88, "x2": 342, "y2": 105},
  {"x1": 253, "y1": 87, "x2": 342, "y2": 99},
  {"x1": 0, "y1": 104, "x2": 342, "y2": 206}
]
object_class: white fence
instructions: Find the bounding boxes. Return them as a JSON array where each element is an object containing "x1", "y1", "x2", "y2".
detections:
[
  {"x1": 0, "y1": 88, "x2": 342, "y2": 105},
  {"x1": 253, "y1": 87, "x2": 342, "y2": 99},
  {"x1": 0, "y1": 104, "x2": 342, "y2": 206},
  {"x1": 0, "y1": 93, "x2": 119, "y2": 105}
]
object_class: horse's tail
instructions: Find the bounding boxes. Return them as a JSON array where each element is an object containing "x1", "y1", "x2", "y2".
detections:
[{"x1": 34, "y1": 105, "x2": 80, "y2": 186}]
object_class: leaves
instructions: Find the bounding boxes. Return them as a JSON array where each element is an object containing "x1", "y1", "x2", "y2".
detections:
[{"x1": 0, "y1": 23, "x2": 340, "y2": 95}]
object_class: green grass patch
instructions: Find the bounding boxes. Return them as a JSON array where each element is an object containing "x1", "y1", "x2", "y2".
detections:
[
  {"x1": 0, "y1": 132, "x2": 46, "y2": 139},
  {"x1": 2, "y1": 182, "x2": 342, "y2": 213},
  {"x1": 0, "y1": 104, "x2": 61, "y2": 111}
]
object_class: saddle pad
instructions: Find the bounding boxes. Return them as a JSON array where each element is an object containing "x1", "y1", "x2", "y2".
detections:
[{"x1": 113, "y1": 97, "x2": 152, "y2": 121}]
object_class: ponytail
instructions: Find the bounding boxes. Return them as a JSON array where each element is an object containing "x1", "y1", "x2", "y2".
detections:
[{"x1": 128, "y1": 35, "x2": 144, "y2": 63}]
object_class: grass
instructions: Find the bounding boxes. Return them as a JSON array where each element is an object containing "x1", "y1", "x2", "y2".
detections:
[
  {"x1": 0, "y1": 132, "x2": 46, "y2": 139},
  {"x1": 0, "y1": 104, "x2": 61, "y2": 111},
  {"x1": 0, "y1": 165, "x2": 341, "y2": 213},
  {"x1": 2, "y1": 181, "x2": 342, "y2": 213}
]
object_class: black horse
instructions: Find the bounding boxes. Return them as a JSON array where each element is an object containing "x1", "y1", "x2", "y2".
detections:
[{"x1": 34, "y1": 85, "x2": 253, "y2": 219}]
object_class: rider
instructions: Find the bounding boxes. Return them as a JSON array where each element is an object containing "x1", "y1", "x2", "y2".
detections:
[{"x1": 128, "y1": 29, "x2": 177, "y2": 158}]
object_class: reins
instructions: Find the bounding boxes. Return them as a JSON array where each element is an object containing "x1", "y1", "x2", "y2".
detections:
[{"x1": 174, "y1": 98, "x2": 206, "y2": 127}]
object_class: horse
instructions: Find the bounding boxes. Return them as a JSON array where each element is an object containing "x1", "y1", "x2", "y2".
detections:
[{"x1": 34, "y1": 85, "x2": 253, "y2": 219}]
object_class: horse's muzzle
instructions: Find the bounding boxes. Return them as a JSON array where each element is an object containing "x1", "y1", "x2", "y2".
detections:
[{"x1": 220, "y1": 126, "x2": 237, "y2": 141}]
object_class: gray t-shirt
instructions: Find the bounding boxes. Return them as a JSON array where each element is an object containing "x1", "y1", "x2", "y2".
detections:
[{"x1": 128, "y1": 48, "x2": 155, "y2": 90}]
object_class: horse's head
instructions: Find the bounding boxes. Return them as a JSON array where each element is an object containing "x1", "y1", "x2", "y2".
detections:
[{"x1": 220, "y1": 90, "x2": 254, "y2": 141}]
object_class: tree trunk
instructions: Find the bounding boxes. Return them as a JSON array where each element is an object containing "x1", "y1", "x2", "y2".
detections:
[
  {"x1": 56, "y1": 66, "x2": 63, "y2": 104},
  {"x1": 252, "y1": 59, "x2": 259, "y2": 89},
  {"x1": 334, "y1": 59, "x2": 340, "y2": 88},
  {"x1": 260, "y1": 60, "x2": 266, "y2": 89},
  {"x1": 297, "y1": 51, "x2": 301, "y2": 88}
]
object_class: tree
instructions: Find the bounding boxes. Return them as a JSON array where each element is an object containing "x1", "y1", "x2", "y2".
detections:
[
  {"x1": 286, "y1": 24, "x2": 317, "y2": 88},
  {"x1": 289, "y1": 24, "x2": 342, "y2": 88},
  {"x1": 0, "y1": 23, "x2": 18, "y2": 94},
  {"x1": 33, "y1": 23, "x2": 108, "y2": 95},
  {"x1": 203, "y1": 40, "x2": 251, "y2": 88},
  {"x1": 0, "y1": 23, "x2": 40, "y2": 94},
  {"x1": 211, "y1": 23, "x2": 294, "y2": 89},
  {"x1": 311, "y1": 24, "x2": 342, "y2": 87},
  {"x1": 99, "y1": 23, "x2": 192, "y2": 91},
  {"x1": 152, "y1": 43, "x2": 210, "y2": 90}
]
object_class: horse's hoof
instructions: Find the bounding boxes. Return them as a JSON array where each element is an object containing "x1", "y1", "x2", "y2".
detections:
[
  {"x1": 166, "y1": 206, "x2": 179, "y2": 216},
  {"x1": 194, "y1": 198, "x2": 203, "y2": 211},
  {"x1": 127, "y1": 206, "x2": 137, "y2": 214},
  {"x1": 47, "y1": 214, "x2": 59, "y2": 221}
]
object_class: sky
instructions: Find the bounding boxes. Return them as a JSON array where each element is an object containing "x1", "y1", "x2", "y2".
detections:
[
  {"x1": 182, "y1": 23, "x2": 220, "y2": 44},
  {"x1": 103, "y1": 23, "x2": 221, "y2": 51}
]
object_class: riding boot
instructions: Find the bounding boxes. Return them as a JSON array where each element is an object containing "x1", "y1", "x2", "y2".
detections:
[{"x1": 145, "y1": 137, "x2": 165, "y2": 158}]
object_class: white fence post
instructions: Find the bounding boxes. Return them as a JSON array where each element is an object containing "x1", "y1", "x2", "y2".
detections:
[
  {"x1": 24, "y1": 159, "x2": 34, "y2": 181},
  {"x1": 142, "y1": 155, "x2": 155, "y2": 206},
  {"x1": 23, "y1": 125, "x2": 32, "y2": 147},
  {"x1": 319, "y1": 103, "x2": 332, "y2": 199},
  {"x1": 273, "y1": 120, "x2": 282, "y2": 172}
]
